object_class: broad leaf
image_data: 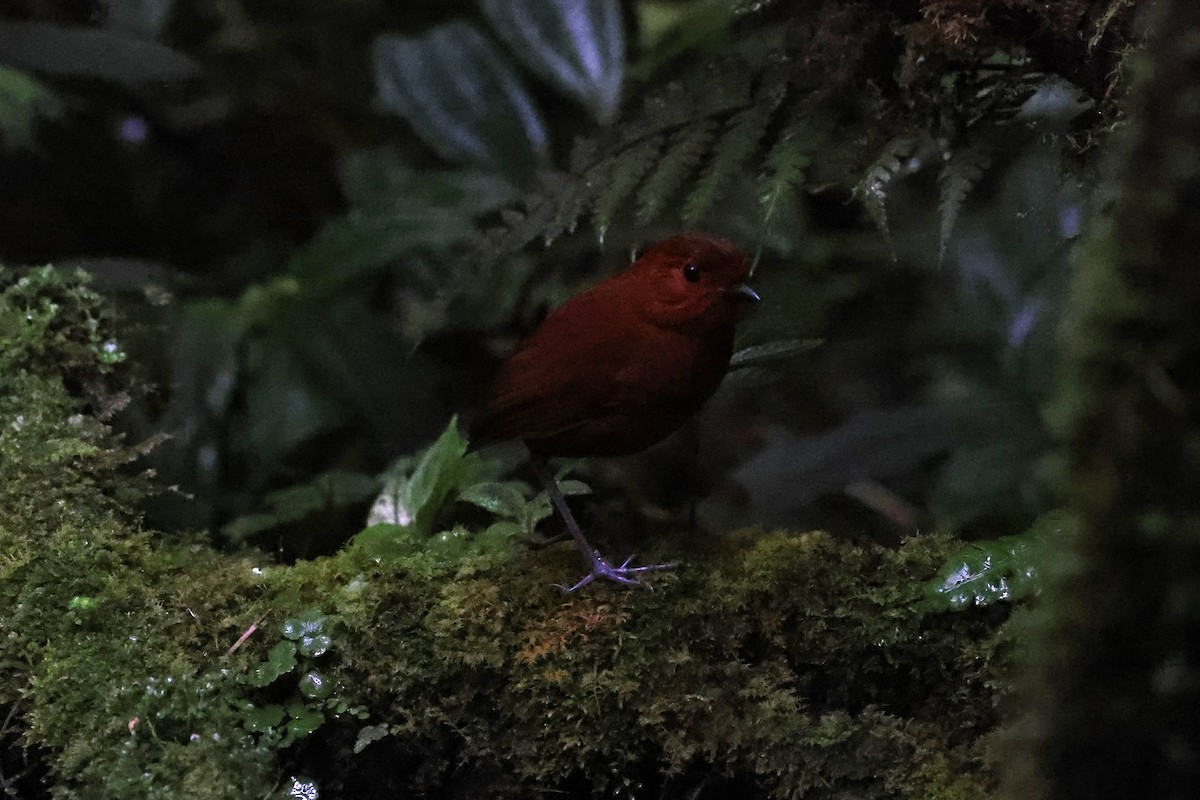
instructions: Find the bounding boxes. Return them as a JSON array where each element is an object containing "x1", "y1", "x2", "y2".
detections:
[
  {"x1": 730, "y1": 339, "x2": 820, "y2": 370},
  {"x1": 374, "y1": 22, "x2": 548, "y2": 180},
  {"x1": 365, "y1": 418, "x2": 474, "y2": 535},
  {"x1": 0, "y1": 21, "x2": 201, "y2": 85},
  {"x1": 479, "y1": 0, "x2": 625, "y2": 123},
  {"x1": 922, "y1": 514, "x2": 1070, "y2": 611}
]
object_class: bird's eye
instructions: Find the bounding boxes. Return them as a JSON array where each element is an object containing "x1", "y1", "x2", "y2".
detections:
[{"x1": 683, "y1": 263, "x2": 701, "y2": 283}]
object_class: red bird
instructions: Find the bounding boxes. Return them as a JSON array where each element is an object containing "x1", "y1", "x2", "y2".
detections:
[{"x1": 471, "y1": 233, "x2": 760, "y2": 590}]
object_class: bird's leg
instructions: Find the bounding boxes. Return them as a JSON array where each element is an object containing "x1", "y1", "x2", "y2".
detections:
[{"x1": 526, "y1": 451, "x2": 676, "y2": 592}]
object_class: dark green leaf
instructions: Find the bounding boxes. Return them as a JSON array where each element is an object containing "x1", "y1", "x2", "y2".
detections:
[
  {"x1": 557, "y1": 479, "x2": 591, "y2": 496},
  {"x1": 729, "y1": 339, "x2": 820, "y2": 370},
  {"x1": 243, "y1": 703, "x2": 285, "y2": 733},
  {"x1": 338, "y1": 150, "x2": 517, "y2": 214},
  {"x1": 937, "y1": 142, "x2": 991, "y2": 265},
  {"x1": 298, "y1": 671, "x2": 332, "y2": 700},
  {"x1": 475, "y1": 521, "x2": 524, "y2": 552},
  {"x1": 240, "y1": 334, "x2": 343, "y2": 461},
  {"x1": 351, "y1": 523, "x2": 421, "y2": 561},
  {"x1": 225, "y1": 471, "x2": 379, "y2": 540},
  {"x1": 245, "y1": 641, "x2": 298, "y2": 687},
  {"x1": 0, "y1": 21, "x2": 201, "y2": 85},
  {"x1": 426, "y1": 526, "x2": 471, "y2": 563},
  {"x1": 0, "y1": 66, "x2": 62, "y2": 150},
  {"x1": 287, "y1": 206, "x2": 474, "y2": 292},
  {"x1": 282, "y1": 608, "x2": 333, "y2": 657},
  {"x1": 458, "y1": 481, "x2": 531, "y2": 519},
  {"x1": 683, "y1": 105, "x2": 770, "y2": 225},
  {"x1": 923, "y1": 514, "x2": 1069, "y2": 611},
  {"x1": 856, "y1": 132, "x2": 930, "y2": 261},
  {"x1": 285, "y1": 705, "x2": 324, "y2": 739},
  {"x1": 636, "y1": 121, "x2": 716, "y2": 225}
]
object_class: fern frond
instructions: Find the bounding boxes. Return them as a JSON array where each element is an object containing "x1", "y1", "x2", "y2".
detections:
[
  {"x1": 636, "y1": 121, "x2": 717, "y2": 225},
  {"x1": 537, "y1": 170, "x2": 590, "y2": 246},
  {"x1": 856, "y1": 132, "x2": 925, "y2": 260},
  {"x1": 683, "y1": 105, "x2": 771, "y2": 226},
  {"x1": 591, "y1": 137, "x2": 663, "y2": 243},
  {"x1": 937, "y1": 141, "x2": 992, "y2": 265},
  {"x1": 755, "y1": 118, "x2": 816, "y2": 262}
]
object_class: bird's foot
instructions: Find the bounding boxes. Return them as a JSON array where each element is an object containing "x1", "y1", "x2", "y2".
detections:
[{"x1": 555, "y1": 552, "x2": 678, "y2": 593}]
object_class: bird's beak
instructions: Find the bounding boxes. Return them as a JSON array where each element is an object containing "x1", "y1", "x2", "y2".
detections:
[{"x1": 731, "y1": 283, "x2": 761, "y2": 303}]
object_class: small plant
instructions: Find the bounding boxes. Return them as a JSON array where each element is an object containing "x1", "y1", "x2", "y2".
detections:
[
  {"x1": 242, "y1": 608, "x2": 366, "y2": 747},
  {"x1": 353, "y1": 417, "x2": 588, "y2": 563}
]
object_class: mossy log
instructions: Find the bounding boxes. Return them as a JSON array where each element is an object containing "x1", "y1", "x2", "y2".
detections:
[{"x1": 0, "y1": 267, "x2": 1007, "y2": 798}]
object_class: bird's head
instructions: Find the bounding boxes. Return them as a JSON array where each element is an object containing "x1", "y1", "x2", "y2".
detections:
[{"x1": 627, "y1": 233, "x2": 760, "y2": 330}]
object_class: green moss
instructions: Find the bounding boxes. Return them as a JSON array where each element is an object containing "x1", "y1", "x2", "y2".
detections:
[{"x1": 0, "y1": 266, "x2": 1008, "y2": 798}]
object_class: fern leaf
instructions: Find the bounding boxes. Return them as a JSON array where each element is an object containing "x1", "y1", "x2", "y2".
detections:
[
  {"x1": 856, "y1": 132, "x2": 925, "y2": 260},
  {"x1": 538, "y1": 170, "x2": 591, "y2": 247},
  {"x1": 755, "y1": 118, "x2": 815, "y2": 259},
  {"x1": 937, "y1": 141, "x2": 992, "y2": 265},
  {"x1": 591, "y1": 137, "x2": 663, "y2": 243},
  {"x1": 683, "y1": 105, "x2": 770, "y2": 226},
  {"x1": 636, "y1": 121, "x2": 716, "y2": 225}
]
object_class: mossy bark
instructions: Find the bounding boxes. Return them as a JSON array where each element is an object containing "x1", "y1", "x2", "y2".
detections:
[{"x1": 1006, "y1": 2, "x2": 1200, "y2": 797}]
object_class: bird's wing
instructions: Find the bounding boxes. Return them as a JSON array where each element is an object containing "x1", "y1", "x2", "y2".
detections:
[{"x1": 470, "y1": 290, "x2": 636, "y2": 448}]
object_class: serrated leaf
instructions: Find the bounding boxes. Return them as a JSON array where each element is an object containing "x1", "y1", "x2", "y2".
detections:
[
  {"x1": 922, "y1": 514, "x2": 1068, "y2": 612},
  {"x1": 683, "y1": 105, "x2": 769, "y2": 225},
  {"x1": 479, "y1": 0, "x2": 625, "y2": 123},
  {"x1": 374, "y1": 22, "x2": 548, "y2": 180},
  {"x1": 856, "y1": 132, "x2": 924, "y2": 261},
  {"x1": 757, "y1": 119, "x2": 814, "y2": 246},
  {"x1": 937, "y1": 142, "x2": 992, "y2": 265},
  {"x1": 636, "y1": 121, "x2": 716, "y2": 225},
  {"x1": 539, "y1": 170, "x2": 593, "y2": 246},
  {"x1": 244, "y1": 641, "x2": 298, "y2": 687},
  {"x1": 591, "y1": 138, "x2": 662, "y2": 242}
]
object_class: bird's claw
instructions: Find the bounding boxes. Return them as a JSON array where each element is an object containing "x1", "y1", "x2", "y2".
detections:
[{"x1": 554, "y1": 552, "x2": 678, "y2": 593}]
